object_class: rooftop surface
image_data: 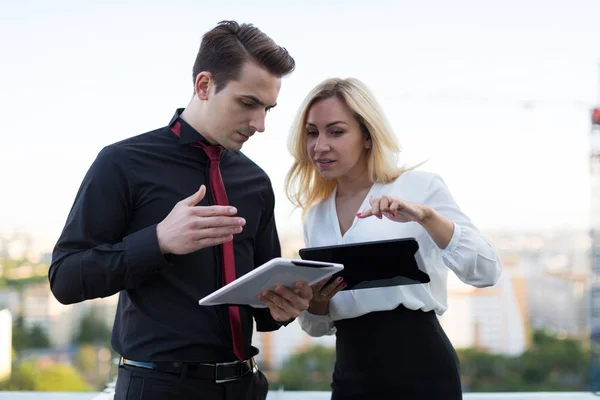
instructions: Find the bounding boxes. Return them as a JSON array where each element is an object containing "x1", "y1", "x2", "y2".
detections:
[{"x1": 0, "y1": 392, "x2": 598, "y2": 399}]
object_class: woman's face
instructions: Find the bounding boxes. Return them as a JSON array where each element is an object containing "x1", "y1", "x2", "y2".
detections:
[{"x1": 305, "y1": 96, "x2": 371, "y2": 181}]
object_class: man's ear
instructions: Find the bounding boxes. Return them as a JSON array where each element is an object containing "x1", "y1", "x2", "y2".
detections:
[{"x1": 194, "y1": 72, "x2": 212, "y2": 101}]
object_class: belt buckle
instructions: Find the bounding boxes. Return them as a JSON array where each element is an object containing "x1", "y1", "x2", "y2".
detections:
[
  {"x1": 121, "y1": 357, "x2": 155, "y2": 370},
  {"x1": 249, "y1": 358, "x2": 258, "y2": 373},
  {"x1": 215, "y1": 360, "x2": 242, "y2": 384}
]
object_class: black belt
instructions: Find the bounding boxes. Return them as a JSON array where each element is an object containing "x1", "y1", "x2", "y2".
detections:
[{"x1": 119, "y1": 357, "x2": 257, "y2": 383}]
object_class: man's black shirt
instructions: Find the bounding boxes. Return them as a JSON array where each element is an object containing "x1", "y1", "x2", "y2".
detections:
[{"x1": 49, "y1": 109, "x2": 285, "y2": 363}]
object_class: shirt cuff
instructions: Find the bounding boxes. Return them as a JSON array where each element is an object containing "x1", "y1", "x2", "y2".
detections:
[
  {"x1": 123, "y1": 224, "x2": 170, "y2": 283},
  {"x1": 276, "y1": 317, "x2": 295, "y2": 326},
  {"x1": 303, "y1": 311, "x2": 333, "y2": 322},
  {"x1": 253, "y1": 307, "x2": 294, "y2": 332},
  {"x1": 299, "y1": 311, "x2": 336, "y2": 336},
  {"x1": 439, "y1": 221, "x2": 462, "y2": 256}
]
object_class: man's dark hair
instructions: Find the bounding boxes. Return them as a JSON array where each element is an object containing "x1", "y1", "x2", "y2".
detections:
[{"x1": 192, "y1": 20, "x2": 296, "y2": 93}]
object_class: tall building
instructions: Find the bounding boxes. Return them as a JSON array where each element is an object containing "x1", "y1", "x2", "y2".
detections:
[
  {"x1": 17, "y1": 283, "x2": 118, "y2": 347},
  {"x1": 440, "y1": 258, "x2": 528, "y2": 356},
  {"x1": 528, "y1": 268, "x2": 589, "y2": 337},
  {"x1": 589, "y1": 73, "x2": 600, "y2": 390},
  {"x1": 0, "y1": 309, "x2": 12, "y2": 381}
]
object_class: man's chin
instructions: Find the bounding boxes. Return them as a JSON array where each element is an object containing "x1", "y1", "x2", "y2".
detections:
[{"x1": 223, "y1": 141, "x2": 244, "y2": 152}]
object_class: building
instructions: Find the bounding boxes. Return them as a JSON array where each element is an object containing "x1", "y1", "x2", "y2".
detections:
[
  {"x1": 0, "y1": 309, "x2": 12, "y2": 381},
  {"x1": 10, "y1": 283, "x2": 118, "y2": 347},
  {"x1": 528, "y1": 267, "x2": 589, "y2": 338},
  {"x1": 440, "y1": 258, "x2": 528, "y2": 355}
]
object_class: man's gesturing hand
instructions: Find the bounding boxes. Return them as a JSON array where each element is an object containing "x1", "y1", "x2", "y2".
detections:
[{"x1": 156, "y1": 185, "x2": 246, "y2": 255}]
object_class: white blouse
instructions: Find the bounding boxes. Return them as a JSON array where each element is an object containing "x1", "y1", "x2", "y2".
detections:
[{"x1": 298, "y1": 169, "x2": 502, "y2": 337}]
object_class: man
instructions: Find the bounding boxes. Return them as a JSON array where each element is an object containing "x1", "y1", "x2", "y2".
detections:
[{"x1": 49, "y1": 20, "x2": 312, "y2": 399}]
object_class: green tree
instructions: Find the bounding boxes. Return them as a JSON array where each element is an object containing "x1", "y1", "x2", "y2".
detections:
[
  {"x1": 458, "y1": 348, "x2": 523, "y2": 391},
  {"x1": 0, "y1": 361, "x2": 36, "y2": 391},
  {"x1": 519, "y1": 330, "x2": 589, "y2": 390},
  {"x1": 74, "y1": 344, "x2": 115, "y2": 390},
  {"x1": 28, "y1": 325, "x2": 51, "y2": 348},
  {"x1": 457, "y1": 329, "x2": 589, "y2": 392},
  {"x1": 36, "y1": 363, "x2": 93, "y2": 392},
  {"x1": 12, "y1": 319, "x2": 51, "y2": 352},
  {"x1": 74, "y1": 309, "x2": 112, "y2": 345},
  {"x1": 11, "y1": 319, "x2": 29, "y2": 352},
  {"x1": 277, "y1": 345, "x2": 336, "y2": 391},
  {"x1": 0, "y1": 360, "x2": 92, "y2": 392}
]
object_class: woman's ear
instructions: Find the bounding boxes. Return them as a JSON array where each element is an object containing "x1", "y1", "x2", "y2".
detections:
[{"x1": 360, "y1": 123, "x2": 371, "y2": 149}]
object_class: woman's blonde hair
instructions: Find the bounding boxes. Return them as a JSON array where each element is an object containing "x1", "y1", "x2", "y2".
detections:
[{"x1": 284, "y1": 77, "x2": 409, "y2": 215}]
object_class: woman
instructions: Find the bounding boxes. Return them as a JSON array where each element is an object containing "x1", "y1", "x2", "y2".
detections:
[{"x1": 284, "y1": 77, "x2": 502, "y2": 399}]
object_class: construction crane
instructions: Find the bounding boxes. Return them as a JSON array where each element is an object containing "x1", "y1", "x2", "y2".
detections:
[{"x1": 403, "y1": 63, "x2": 600, "y2": 393}]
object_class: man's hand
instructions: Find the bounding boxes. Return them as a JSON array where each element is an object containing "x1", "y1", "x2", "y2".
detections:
[
  {"x1": 258, "y1": 281, "x2": 313, "y2": 322},
  {"x1": 156, "y1": 185, "x2": 246, "y2": 255}
]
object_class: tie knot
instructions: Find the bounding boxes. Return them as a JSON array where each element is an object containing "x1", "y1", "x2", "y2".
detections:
[{"x1": 201, "y1": 144, "x2": 223, "y2": 162}]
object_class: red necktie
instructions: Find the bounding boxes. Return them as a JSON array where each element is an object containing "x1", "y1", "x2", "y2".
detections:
[{"x1": 170, "y1": 120, "x2": 245, "y2": 361}]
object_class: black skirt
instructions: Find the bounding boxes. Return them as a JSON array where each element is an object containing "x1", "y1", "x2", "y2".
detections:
[{"x1": 330, "y1": 304, "x2": 462, "y2": 400}]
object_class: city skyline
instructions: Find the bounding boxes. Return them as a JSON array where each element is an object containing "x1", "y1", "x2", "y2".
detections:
[
  {"x1": 1, "y1": 1, "x2": 598, "y2": 396},
  {"x1": 2, "y1": 1, "x2": 600, "y2": 252}
]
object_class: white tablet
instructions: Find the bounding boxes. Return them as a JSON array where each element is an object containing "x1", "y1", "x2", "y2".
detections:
[{"x1": 198, "y1": 257, "x2": 344, "y2": 308}]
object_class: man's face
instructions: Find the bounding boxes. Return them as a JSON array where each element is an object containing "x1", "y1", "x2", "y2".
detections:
[{"x1": 201, "y1": 60, "x2": 282, "y2": 151}]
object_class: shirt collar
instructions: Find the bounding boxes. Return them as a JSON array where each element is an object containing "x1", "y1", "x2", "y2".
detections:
[{"x1": 168, "y1": 108, "x2": 211, "y2": 145}]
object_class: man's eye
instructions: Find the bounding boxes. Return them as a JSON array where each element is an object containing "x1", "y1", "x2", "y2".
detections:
[{"x1": 241, "y1": 101, "x2": 254, "y2": 108}]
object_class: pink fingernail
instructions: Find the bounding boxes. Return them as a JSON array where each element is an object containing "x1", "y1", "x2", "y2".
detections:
[
  {"x1": 337, "y1": 277, "x2": 343, "y2": 282},
  {"x1": 391, "y1": 212, "x2": 396, "y2": 217},
  {"x1": 356, "y1": 212, "x2": 362, "y2": 217}
]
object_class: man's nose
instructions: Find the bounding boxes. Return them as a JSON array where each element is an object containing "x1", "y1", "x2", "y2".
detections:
[{"x1": 249, "y1": 113, "x2": 266, "y2": 133}]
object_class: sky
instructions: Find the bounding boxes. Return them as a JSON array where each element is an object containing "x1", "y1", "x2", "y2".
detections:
[{"x1": 1, "y1": 0, "x2": 600, "y2": 252}]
